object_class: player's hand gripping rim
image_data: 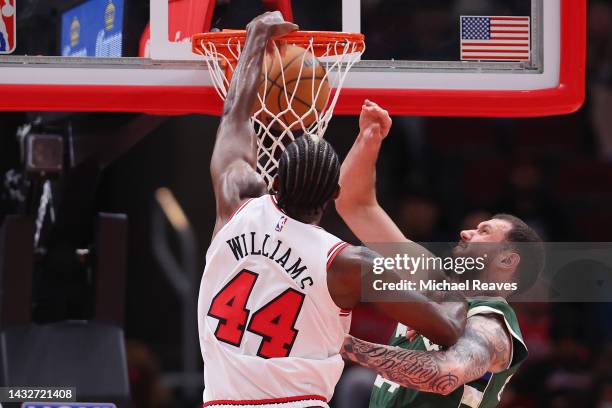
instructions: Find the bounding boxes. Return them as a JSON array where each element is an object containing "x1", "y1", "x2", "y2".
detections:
[
  {"x1": 247, "y1": 11, "x2": 298, "y2": 57},
  {"x1": 247, "y1": 11, "x2": 299, "y2": 39}
]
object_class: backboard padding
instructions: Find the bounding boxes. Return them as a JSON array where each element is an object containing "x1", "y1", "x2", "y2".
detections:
[{"x1": 0, "y1": 0, "x2": 585, "y2": 116}]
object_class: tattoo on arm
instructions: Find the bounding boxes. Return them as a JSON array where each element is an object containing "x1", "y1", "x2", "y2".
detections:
[
  {"x1": 341, "y1": 315, "x2": 512, "y2": 395},
  {"x1": 342, "y1": 337, "x2": 460, "y2": 394}
]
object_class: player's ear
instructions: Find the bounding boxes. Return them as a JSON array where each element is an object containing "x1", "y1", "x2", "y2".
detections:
[
  {"x1": 333, "y1": 184, "x2": 340, "y2": 200},
  {"x1": 498, "y1": 250, "x2": 520, "y2": 272}
]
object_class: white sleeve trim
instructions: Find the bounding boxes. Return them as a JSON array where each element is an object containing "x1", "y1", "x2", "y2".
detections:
[{"x1": 467, "y1": 305, "x2": 526, "y2": 370}]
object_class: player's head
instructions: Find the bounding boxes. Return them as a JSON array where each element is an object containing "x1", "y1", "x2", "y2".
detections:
[
  {"x1": 454, "y1": 214, "x2": 544, "y2": 294},
  {"x1": 273, "y1": 135, "x2": 340, "y2": 221}
]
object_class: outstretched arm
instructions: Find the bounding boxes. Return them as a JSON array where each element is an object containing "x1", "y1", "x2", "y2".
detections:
[
  {"x1": 335, "y1": 100, "x2": 407, "y2": 243},
  {"x1": 340, "y1": 314, "x2": 512, "y2": 395},
  {"x1": 328, "y1": 245, "x2": 466, "y2": 347},
  {"x1": 211, "y1": 12, "x2": 298, "y2": 237},
  {"x1": 333, "y1": 102, "x2": 467, "y2": 345}
]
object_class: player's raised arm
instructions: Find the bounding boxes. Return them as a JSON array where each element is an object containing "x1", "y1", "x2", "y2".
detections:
[
  {"x1": 335, "y1": 100, "x2": 407, "y2": 243},
  {"x1": 328, "y1": 245, "x2": 466, "y2": 347},
  {"x1": 340, "y1": 314, "x2": 513, "y2": 395},
  {"x1": 333, "y1": 101, "x2": 467, "y2": 346},
  {"x1": 210, "y1": 12, "x2": 298, "y2": 236}
]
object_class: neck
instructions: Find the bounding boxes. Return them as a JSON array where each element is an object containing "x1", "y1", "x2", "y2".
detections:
[
  {"x1": 275, "y1": 194, "x2": 325, "y2": 225},
  {"x1": 290, "y1": 211, "x2": 322, "y2": 225}
]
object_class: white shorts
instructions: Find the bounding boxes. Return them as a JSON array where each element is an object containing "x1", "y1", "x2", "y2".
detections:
[{"x1": 203, "y1": 395, "x2": 329, "y2": 408}]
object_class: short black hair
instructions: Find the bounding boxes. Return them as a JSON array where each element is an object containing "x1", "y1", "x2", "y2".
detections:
[
  {"x1": 493, "y1": 213, "x2": 545, "y2": 293},
  {"x1": 276, "y1": 135, "x2": 340, "y2": 217}
]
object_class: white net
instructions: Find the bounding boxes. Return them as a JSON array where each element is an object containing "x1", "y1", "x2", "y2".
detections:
[{"x1": 193, "y1": 31, "x2": 365, "y2": 188}]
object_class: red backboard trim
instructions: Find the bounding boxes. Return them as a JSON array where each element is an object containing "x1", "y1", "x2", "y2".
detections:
[
  {"x1": 0, "y1": 0, "x2": 585, "y2": 117},
  {"x1": 333, "y1": 0, "x2": 586, "y2": 117},
  {"x1": 0, "y1": 83, "x2": 222, "y2": 115}
]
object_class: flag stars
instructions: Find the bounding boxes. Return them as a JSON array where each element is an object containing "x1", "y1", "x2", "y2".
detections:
[{"x1": 462, "y1": 17, "x2": 491, "y2": 40}]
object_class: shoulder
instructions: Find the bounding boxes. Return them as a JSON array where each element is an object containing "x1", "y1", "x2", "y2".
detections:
[
  {"x1": 329, "y1": 245, "x2": 379, "y2": 274},
  {"x1": 462, "y1": 314, "x2": 513, "y2": 373},
  {"x1": 467, "y1": 297, "x2": 524, "y2": 346},
  {"x1": 465, "y1": 297, "x2": 528, "y2": 370},
  {"x1": 327, "y1": 245, "x2": 373, "y2": 309},
  {"x1": 211, "y1": 191, "x2": 267, "y2": 239},
  {"x1": 212, "y1": 167, "x2": 267, "y2": 234},
  {"x1": 468, "y1": 296, "x2": 514, "y2": 315},
  {"x1": 215, "y1": 160, "x2": 266, "y2": 212}
]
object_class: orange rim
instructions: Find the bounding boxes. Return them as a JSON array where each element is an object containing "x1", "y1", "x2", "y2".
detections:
[{"x1": 192, "y1": 30, "x2": 365, "y2": 61}]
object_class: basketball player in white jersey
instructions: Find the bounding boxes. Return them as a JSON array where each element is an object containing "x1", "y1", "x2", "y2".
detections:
[{"x1": 198, "y1": 12, "x2": 467, "y2": 408}]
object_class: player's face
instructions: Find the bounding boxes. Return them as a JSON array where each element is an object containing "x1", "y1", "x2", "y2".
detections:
[
  {"x1": 453, "y1": 219, "x2": 513, "y2": 257},
  {"x1": 460, "y1": 219, "x2": 512, "y2": 243}
]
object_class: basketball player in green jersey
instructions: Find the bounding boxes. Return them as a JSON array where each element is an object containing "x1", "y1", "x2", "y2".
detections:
[{"x1": 335, "y1": 100, "x2": 545, "y2": 408}]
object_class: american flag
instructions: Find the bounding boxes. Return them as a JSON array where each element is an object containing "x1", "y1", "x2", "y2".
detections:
[{"x1": 460, "y1": 16, "x2": 531, "y2": 61}]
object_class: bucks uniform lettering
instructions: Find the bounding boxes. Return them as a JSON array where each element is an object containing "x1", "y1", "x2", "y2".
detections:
[
  {"x1": 370, "y1": 298, "x2": 528, "y2": 408},
  {"x1": 198, "y1": 194, "x2": 351, "y2": 407}
]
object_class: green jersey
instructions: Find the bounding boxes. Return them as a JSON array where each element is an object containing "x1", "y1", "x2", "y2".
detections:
[{"x1": 369, "y1": 298, "x2": 528, "y2": 408}]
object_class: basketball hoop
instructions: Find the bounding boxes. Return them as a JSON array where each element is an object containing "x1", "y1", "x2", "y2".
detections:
[{"x1": 192, "y1": 30, "x2": 365, "y2": 188}]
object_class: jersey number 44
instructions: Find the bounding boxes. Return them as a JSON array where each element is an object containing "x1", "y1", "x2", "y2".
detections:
[{"x1": 207, "y1": 269, "x2": 305, "y2": 358}]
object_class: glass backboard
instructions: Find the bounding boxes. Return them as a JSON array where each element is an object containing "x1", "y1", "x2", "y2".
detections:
[{"x1": 0, "y1": 0, "x2": 585, "y2": 116}]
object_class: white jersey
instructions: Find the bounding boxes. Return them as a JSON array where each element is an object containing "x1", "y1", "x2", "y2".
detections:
[{"x1": 198, "y1": 194, "x2": 351, "y2": 408}]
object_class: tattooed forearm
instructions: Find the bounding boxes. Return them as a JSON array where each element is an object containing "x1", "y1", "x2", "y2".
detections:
[
  {"x1": 342, "y1": 336, "x2": 459, "y2": 394},
  {"x1": 341, "y1": 315, "x2": 512, "y2": 395}
]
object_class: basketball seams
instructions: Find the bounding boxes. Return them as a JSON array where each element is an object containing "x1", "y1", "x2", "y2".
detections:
[
  {"x1": 265, "y1": 76, "x2": 327, "y2": 126},
  {"x1": 256, "y1": 45, "x2": 330, "y2": 131},
  {"x1": 276, "y1": 52, "x2": 304, "y2": 123},
  {"x1": 279, "y1": 77, "x2": 329, "y2": 109},
  {"x1": 272, "y1": 51, "x2": 305, "y2": 86},
  {"x1": 278, "y1": 77, "x2": 329, "y2": 126},
  {"x1": 257, "y1": 49, "x2": 305, "y2": 125}
]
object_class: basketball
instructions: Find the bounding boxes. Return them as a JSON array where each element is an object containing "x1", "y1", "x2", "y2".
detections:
[{"x1": 256, "y1": 44, "x2": 330, "y2": 130}]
